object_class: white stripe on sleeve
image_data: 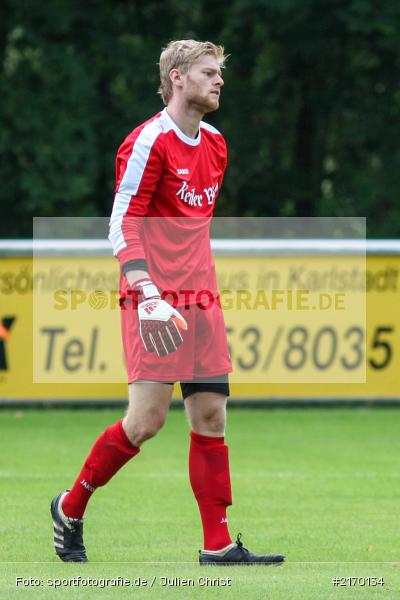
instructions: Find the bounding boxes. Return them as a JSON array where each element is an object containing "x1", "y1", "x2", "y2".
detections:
[
  {"x1": 109, "y1": 119, "x2": 162, "y2": 256},
  {"x1": 200, "y1": 120, "x2": 221, "y2": 135}
]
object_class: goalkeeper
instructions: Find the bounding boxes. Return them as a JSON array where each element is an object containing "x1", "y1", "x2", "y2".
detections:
[{"x1": 50, "y1": 39, "x2": 285, "y2": 566}]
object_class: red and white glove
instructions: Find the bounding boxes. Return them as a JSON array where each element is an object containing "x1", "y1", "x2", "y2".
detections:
[{"x1": 135, "y1": 279, "x2": 187, "y2": 357}]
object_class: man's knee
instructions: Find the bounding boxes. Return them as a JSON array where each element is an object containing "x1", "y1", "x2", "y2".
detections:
[
  {"x1": 201, "y1": 406, "x2": 225, "y2": 431},
  {"x1": 123, "y1": 413, "x2": 166, "y2": 446},
  {"x1": 186, "y1": 393, "x2": 227, "y2": 435},
  {"x1": 124, "y1": 381, "x2": 172, "y2": 446}
]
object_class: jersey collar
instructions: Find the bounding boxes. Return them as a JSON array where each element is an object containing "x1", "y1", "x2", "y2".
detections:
[{"x1": 162, "y1": 108, "x2": 201, "y2": 146}]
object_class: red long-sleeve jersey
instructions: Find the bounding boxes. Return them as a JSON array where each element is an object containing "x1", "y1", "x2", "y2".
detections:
[{"x1": 109, "y1": 108, "x2": 227, "y2": 305}]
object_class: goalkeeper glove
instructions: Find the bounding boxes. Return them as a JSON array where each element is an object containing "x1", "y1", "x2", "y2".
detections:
[{"x1": 134, "y1": 278, "x2": 187, "y2": 357}]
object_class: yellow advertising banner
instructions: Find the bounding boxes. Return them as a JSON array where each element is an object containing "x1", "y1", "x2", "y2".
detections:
[{"x1": 0, "y1": 253, "x2": 398, "y2": 400}]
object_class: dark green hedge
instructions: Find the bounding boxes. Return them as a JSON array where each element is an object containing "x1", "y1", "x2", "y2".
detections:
[{"x1": 1, "y1": 0, "x2": 400, "y2": 237}]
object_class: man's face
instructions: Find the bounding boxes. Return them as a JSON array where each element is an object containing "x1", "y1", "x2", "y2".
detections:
[{"x1": 180, "y1": 55, "x2": 224, "y2": 113}]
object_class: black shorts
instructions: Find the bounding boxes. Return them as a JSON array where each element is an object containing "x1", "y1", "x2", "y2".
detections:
[{"x1": 165, "y1": 374, "x2": 230, "y2": 400}]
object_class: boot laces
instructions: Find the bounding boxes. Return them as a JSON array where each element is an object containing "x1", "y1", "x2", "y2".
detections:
[{"x1": 235, "y1": 532, "x2": 249, "y2": 554}]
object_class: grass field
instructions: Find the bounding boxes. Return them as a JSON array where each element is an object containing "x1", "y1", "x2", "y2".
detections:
[{"x1": 0, "y1": 407, "x2": 399, "y2": 599}]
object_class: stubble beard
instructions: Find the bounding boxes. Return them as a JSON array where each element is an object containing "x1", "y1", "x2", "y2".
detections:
[
  {"x1": 183, "y1": 77, "x2": 219, "y2": 114},
  {"x1": 187, "y1": 94, "x2": 219, "y2": 115}
]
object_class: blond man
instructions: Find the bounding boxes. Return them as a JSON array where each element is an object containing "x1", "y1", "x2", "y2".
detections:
[{"x1": 51, "y1": 40, "x2": 285, "y2": 566}]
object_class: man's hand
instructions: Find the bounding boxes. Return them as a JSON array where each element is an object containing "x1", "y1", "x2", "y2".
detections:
[
  {"x1": 134, "y1": 278, "x2": 187, "y2": 357},
  {"x1": 138, "y1": 297, "x2": 187, "y2": 356}
]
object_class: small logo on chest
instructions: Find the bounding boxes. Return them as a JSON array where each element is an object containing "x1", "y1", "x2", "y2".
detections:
[{"x1": 177, "y1": 168, "x2": 189, "y2": 175}]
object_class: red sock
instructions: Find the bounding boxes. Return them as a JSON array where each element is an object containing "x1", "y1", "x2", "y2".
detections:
[
  {"x1": 189, "y1": 431, "x2": 233, "y2": 551},
  {"x1": 62, "y1": 419, "x2": 139, "y2": 519}
]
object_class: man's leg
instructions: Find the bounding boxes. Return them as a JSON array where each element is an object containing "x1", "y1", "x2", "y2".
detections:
[
  {"x1": 184, "y1": 392, "x2": 233, "y2": 551},
  {"x1": 185, "y1": 389, "x2": 286, "y2": 565},
  {"x1": 51, "y1": 382, "x2": 173, "y2": 562}
]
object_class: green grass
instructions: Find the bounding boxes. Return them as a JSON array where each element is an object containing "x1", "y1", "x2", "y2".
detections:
[{"x1": 0, "y1": 408, "x2": 399, "y2": 599}]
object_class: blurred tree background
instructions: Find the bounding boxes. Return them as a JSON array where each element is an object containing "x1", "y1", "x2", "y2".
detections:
[{"x1": 1, "y1": 0, "x2": 400, "y2": 237}]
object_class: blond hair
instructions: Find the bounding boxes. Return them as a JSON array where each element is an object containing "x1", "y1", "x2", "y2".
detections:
[{"x1": 158, "y1": 39, "x2": 227, "y2": 105}]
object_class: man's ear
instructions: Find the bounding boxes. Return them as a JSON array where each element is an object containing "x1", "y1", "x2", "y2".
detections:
[{"x1": 169, "y1": 68, "x2": 184, "y2": 89}]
